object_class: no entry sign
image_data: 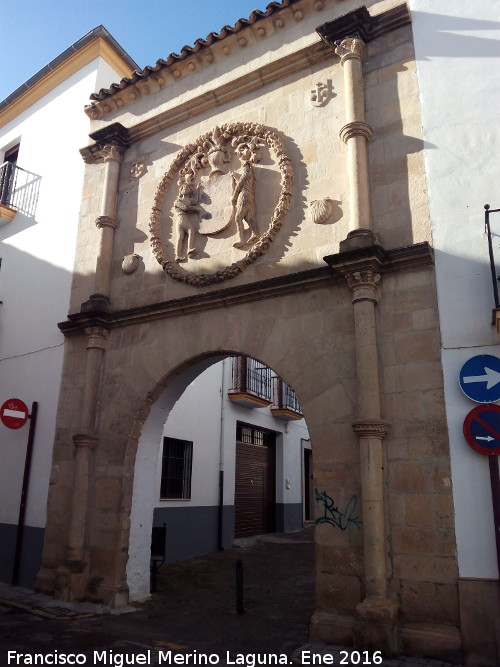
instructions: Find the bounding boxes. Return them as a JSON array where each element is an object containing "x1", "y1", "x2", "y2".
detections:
[
  {"x1": 0, "y1": 398, "x2": 29, "y2": 429},
  {"x1": 463, "y1": 404, "x2": 500, "y2": 455}
]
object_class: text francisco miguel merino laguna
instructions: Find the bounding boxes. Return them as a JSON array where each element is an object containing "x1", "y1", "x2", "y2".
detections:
[{"x1": 6, "y1": 650, "x2": 338, "y2": 666}]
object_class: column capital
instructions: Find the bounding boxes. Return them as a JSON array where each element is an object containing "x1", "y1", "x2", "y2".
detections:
[
  {"x1": 72, "y1": 433, "x2": 98, "y2": 449},
  {"x1": 89, "y1": 122, "x2": 130, "y2": 161},
  {"x1": 84, "y1": 326, "x2": 108, "y2": 350},
  {"x1": 100, "y1": 144, "x2": 123, "y2": 162},
  {"x1": 352, "y1": 419, "x2": 391, "y2": 438},
  {"x1": 95, "y1": 215, "x2": 118, "y2": 229},
  {"x1": 335, "y1": 36, "x2": 366, "y2": 64},
  {"x1": 345, "y1": 269, "x2": 381, "y2": 303}
]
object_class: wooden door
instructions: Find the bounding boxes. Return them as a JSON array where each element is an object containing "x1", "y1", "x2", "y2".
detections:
[{"x1": 235, "y1": 425, "x2": 276, "y2": 538}]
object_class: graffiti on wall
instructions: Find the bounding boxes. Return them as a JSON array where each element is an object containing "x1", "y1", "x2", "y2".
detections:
[{"x1": 314, "y1": 488, "x2": 362, "y2": 530}]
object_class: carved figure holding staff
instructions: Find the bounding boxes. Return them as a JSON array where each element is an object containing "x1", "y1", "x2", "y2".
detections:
[{"x1": 230, "y1": 161, "x2": 259, "y2": 249}]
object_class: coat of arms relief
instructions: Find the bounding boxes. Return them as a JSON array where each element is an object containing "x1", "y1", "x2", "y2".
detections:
[{"x1": 149, "y1": 122, "x2": 293, "y2": 286}]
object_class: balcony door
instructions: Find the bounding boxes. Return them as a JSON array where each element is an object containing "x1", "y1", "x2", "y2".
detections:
[{"x1": 235, "y1": 424, "x2": 276, "y2": 538}]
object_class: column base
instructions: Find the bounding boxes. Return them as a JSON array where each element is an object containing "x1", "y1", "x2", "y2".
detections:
[
  {"x1": 354, "y1": 597, "x2": 398, "y2": 656},
  {"x1": 309, "y1": 610, "x2": 355, "y2": 646},
  {"x1": 54, "y1": 563, "x2": 88, "y2": 602},
  {"x1": 399, "y1": 624, "x2": 462, "y2": 664},
  {"x1": 339, "y1": 229, "x2": 381, "y2": 252},
  {"x1": 88, "y1": 580, "x2": 130, "y2": 609},
  {"x1": 35, "y1": 566, "x2": 57, "y2": 595},
  {"x1": 80, "y1": 294, "x2": 110, "y2": 313}
]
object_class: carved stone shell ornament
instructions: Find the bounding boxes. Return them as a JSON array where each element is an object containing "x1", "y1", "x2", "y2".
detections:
[
  {"x1": 122, "y1": 253, "x2": 141, "y2": 274},
  {"x1": 149, "y1": 122, "x2": 293, "y2": 287},
  {"x1": 309, "y1": 198, "x2": 334, "y2": 224}
]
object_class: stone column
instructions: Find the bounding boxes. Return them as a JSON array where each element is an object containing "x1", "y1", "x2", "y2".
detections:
[
  {"x1": 335, "y1": 37, "x2": 373, "y2": 235},
  {"x1": 344, "y1": 265, "x2": 396, "y2": 654},
  {"x1": 56, "y1": 327, "x2": 108, "y2": 601},
  {"x1": 93, "y1": 144, "x2": 122, "y2": 301}
]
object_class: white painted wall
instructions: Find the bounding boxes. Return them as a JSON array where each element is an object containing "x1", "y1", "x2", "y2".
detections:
[
  {"x1": 0, "y1": 56, "x2": 134, "y2": 532},
  {"x1": 154, "y1": 359, "x2": 309, "y2": 510},
  {"x1": 410, "y1": 0, "x2": 500, "y2": 577}
]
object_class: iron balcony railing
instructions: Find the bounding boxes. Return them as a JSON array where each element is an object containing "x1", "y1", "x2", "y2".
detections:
[
  {"x1": 0, "y1": 161, "x2": 40, "y2": 217},
  {"x1": 230, "y1": 356, "x2": 273, "y2": 402},
  {"x1": 272, "y1": 375, "x2": 302, "y2": 414},
  {"x1": 230, "y1": 356, "x2": 302, "y2": 413}
]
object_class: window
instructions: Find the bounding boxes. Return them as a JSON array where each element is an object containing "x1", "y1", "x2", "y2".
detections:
[
  {"x1": 160, "y1": 437, "x2": 193, "y2": 499},
  {"x1": 236, "y1": 423, "x2": 272, "y2": 447},
  {"x1": 1, "y1": 145, "x2": 19, "y2": 206}
]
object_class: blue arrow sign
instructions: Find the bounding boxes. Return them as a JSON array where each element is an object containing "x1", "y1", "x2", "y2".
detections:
[{"x1": 459, "y1": 354, "x2": 500, "y2": 403}]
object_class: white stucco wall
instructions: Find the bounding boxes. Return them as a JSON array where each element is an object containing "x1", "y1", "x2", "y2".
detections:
[
  {"x1": 154, "y1": 359, "x2": 309, "y2": 510},
  {"x1": 0, "y1": 56, "x2": 135, "y2": 530},
  {"x1": 410, "y1": 0, "x2": 500, "y2": 578}
]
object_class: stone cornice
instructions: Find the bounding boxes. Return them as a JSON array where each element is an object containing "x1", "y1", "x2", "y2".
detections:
[
  {"x1": 59, "y1": 242, "x2": 433, "y2": 337},
  {"x1": 324, "y1": 241, "x2": 433, "y2": 276},
  {"x1": 59, "y1": 266, "x2": 336, "y2": 336},
  {"x1": 316, "y1": 4, "x2": 411, "y2": 47},
  {"x1": 80, "y1": 4, "x2": 411, "y2": 160},
  {"x1": 80, "y1": 40, "x2": 330, "y2": 161}
]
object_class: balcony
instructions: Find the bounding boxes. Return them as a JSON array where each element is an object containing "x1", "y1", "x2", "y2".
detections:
[
  {"x1": 0, "y1": 161, "x2": 40, "y2": 222},
  {"x1": 270, "y1": 376, "x2": 303, "y2": 421},
  {"x1": 228, "y1": 356, "x2": 303, "y2": 420},
  {"x1": 228, "y1": 356, "x2": 273, "y2": 408}
]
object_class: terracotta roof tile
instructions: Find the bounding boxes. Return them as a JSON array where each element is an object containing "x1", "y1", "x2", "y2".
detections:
[{"x1": 88, "y1": 0, "x2": 300, "y2": 103}]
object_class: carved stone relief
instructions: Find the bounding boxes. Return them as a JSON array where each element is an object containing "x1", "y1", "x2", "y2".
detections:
[
  {"x1": 310, "y1": 80, "x2": 334, "y2": 107},
  {"x1": 122, "y1": 254, "x2": 141, "y2": 274},
  {"x1": 149, "y1": 122, "x2": 293, "y2": 286},
  {"x1": 309, "y1": 198, "x2": 334, "y2": 224},
  {"x1": 130, "y1": 158, "x2": 146, "y2": 179}
]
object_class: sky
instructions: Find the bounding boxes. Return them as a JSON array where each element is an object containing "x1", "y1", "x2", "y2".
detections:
[{"x1": 1, "y1": 0, "x2": 272, "y2": 102}]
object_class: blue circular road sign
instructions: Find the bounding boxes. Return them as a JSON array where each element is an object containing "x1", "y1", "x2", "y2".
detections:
[
  {"x1": 463, "y1": 404, "x2": 500, "y2": 455},
  {"x1": 459, "y1": 354, "x2": 500, "y2": 403}
]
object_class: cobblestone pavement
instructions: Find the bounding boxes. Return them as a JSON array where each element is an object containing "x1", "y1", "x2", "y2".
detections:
[{"x1": 0, "y1": 527, "x2": 462, "y2": 667}]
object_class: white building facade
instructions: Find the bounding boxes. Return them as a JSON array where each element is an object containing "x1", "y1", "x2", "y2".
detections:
[
  {"x1": 0, "y1": 27, "x2": 137, "y2": 588},
  {"x1": 410, "y1": 2, "x2": 500, "y2": 661}
]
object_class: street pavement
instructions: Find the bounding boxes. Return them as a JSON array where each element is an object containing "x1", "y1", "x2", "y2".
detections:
[{"x1": 0, "y1": 527, "x2": 461, "y2": 667}]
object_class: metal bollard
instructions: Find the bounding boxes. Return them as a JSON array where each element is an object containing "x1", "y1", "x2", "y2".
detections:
[{"x1": 236, "y1": 559, "x2": 244, "y2": 614}]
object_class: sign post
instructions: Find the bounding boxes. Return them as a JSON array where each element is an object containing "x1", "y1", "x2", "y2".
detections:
[{"x1": 1, "y1": 399, "x2": 38, "y2": 586}]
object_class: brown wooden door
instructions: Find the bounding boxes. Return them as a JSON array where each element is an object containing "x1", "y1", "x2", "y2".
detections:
[{"x1": 235, "y1": 425, "x2": 276, "y2": 538}]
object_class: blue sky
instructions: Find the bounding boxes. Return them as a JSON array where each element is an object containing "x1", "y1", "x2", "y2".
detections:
[{"x1": 1, "y1": 0, "x2": 269, "y2": 102}]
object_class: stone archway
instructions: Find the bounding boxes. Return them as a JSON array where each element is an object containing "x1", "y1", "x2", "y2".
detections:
[
  {"x1": 126, "y1": 352, "x2": 310, "y2": 601},
  {"x1": 35, "y1": 5, "x2": 461, "y2": 657},
  {"x1": 36, "y1": 281, "x2": 362, "y2": 607}
]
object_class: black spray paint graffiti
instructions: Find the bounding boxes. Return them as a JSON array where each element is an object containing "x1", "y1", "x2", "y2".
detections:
[{"x1": 314, "y1": 489, "x2": 362, "y2": 530}]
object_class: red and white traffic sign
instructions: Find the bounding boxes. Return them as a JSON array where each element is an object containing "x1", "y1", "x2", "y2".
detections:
[
  {"x1": 0, "y1": 398, "x2": 29, "y2": 429},
  {"x1": 463, "y1": 404, "x2": 500, "y2": 456}
]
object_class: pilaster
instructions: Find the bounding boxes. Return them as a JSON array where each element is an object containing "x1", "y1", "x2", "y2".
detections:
[
  {"x1": 55, "y1": 325, "x2": 108, "y2": 601},
  {"x1": 86, "y1": 123, "x2": 130, "y2": 308},
  {"x1": 326, "y1": 243, "x2": 396, "y2": 654}
]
